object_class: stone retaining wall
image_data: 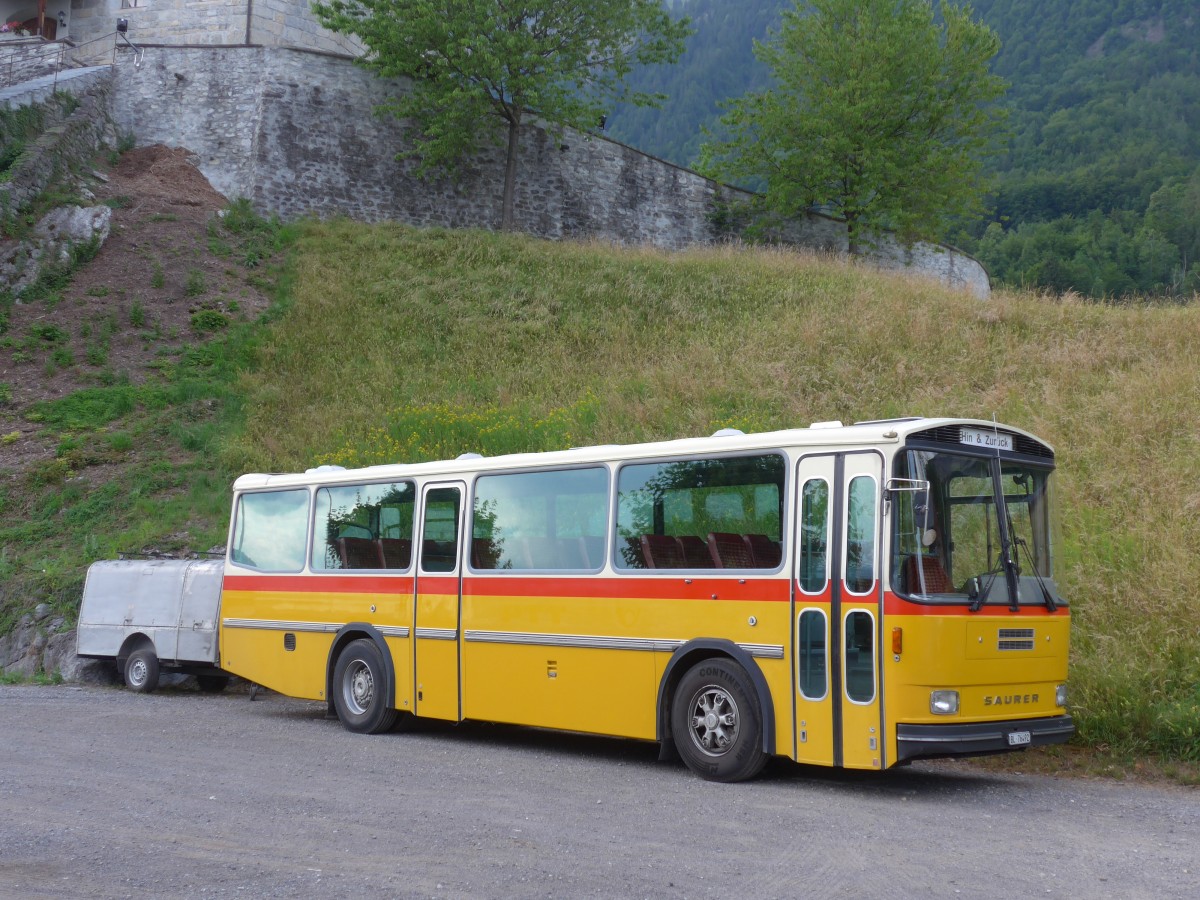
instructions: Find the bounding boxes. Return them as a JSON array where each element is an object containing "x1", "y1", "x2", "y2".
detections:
[
  {"x1": 108, "y1": 45, "x2": 988, "y2": 295},
  {"x1": 0, "y1": 67, "x2": 115, "y2": 216}
]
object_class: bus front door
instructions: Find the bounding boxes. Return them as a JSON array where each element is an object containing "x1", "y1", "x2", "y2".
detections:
[
  {"x1": 795, "y1": 452, "x2": 884, "y2": 769},
  {"x1": 413, "y1": 482, "x2": 464, "y2": 721}
]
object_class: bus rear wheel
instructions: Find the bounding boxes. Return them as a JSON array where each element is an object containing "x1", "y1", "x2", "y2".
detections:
[
  {"x1": 672, "y1": 658, "x2": 767, "y2": 782},
  {"x1": 332, "y1": 639, "x2": 398, "y2": 735}
]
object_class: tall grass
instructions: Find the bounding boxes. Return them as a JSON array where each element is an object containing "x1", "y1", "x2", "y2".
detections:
[{"x1": 235, "y1": 223, "x2": 1200, "y2": 761}]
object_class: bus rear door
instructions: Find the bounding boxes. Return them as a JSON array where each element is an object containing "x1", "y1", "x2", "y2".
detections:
[{"x1": 413, "y1": 482, "x2": 464, "y2": 721}]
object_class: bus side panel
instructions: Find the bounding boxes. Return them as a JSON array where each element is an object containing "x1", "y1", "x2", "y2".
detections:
[
  {"x1": 460, "y1": 576, "x2": 791, "y2": 747},
  {"x1": 218, "y1": 578, "x2": 332, "y2": 701}
]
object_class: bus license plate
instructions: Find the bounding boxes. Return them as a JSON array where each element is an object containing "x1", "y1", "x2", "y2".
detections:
[{"x1": 1007, "y1": 731, "x2": 1031, "y2": 746}]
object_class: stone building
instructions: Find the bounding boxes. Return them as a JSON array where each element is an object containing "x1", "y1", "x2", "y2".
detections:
[{"x1": 60, "y1": 0, "x2": 359, "y2": 54}]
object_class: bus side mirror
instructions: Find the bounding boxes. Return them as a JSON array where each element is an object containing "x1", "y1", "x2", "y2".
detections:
[{"x1": 883, "y1": 478, "x2": 929, "y2": 519}]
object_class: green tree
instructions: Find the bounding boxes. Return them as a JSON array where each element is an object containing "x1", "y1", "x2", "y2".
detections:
[
  {"x1": 313, "y1": 0, "x2": 691, "y2": 230},
  {"x1": 700, "y1": 0, "x2": 1007, "y2": 252},
  {"x1": 1145, "y1": 166, "x2": 1200, "y2": 292}
]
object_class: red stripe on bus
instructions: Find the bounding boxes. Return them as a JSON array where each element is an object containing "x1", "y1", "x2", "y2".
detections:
[
  {"x1": 462, "y1": 576, "x2": 789, "y2": 602},
  {"x1": 221, "y1": 573, "x2": 788, "y2": 602},
  {"x1": 882, "y1": 592, "x2": 1070, "y2": 616},
  {"x1": 222, "y1": 574, "x2": 414, "y2": 593}
]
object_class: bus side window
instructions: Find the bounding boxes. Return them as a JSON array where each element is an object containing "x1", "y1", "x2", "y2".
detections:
[
  {"x1": 614, "y1": 454, "x2": 786, "y2": 570},
  {"x1": 471, "y1": 468, "x2": 608, "y2": 571},
  {"x1": 311, "y1": 481, "x2": 415, "y2": 571}
]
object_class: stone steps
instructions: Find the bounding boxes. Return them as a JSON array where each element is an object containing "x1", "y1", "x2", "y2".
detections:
[{"x1": 0, "y1": 64, "x2": 110, "y2": 110}]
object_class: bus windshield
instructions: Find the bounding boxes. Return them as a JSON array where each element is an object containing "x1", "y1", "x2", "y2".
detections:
[{"x1": 891, "y1": 449, "x2": 1061, "y2": 607}]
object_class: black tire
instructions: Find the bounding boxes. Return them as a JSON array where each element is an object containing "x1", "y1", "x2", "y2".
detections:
[
  {"x1": 124, "y1": 647, "x2": 160, "y2": 694},
  {"x1": 196, "y1": 675, "x2": 229, "y2": 694},
  {"x1": 332, "y1": 639, "x2": 398, "y2": 734},
  {"x1": 671, "y1": 657, "x2": 768, "y2": 782}
]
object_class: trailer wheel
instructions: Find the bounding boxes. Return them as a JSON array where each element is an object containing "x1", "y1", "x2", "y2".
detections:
[
  {"x1": 197, "y1": 675, "x2": 229, "y2": 694},
  {"x1": 124, "y1": 647, "x2": 160, "y2": 694},
  {"x1": 332, "y1": 639, "x2": 398, "y2": 734}
]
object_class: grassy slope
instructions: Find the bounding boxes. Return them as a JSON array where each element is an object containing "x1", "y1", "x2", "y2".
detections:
[
  {"x1": 241, "y1": 223, "x2": 1200, "y2": 761},
  {"x1": 6, "y1": 221, "x2": 1198, "y2": 761}
]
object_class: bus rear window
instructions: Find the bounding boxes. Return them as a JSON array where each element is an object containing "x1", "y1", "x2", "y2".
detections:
[{"x1": 230, "y1": 489, "x2": 310, "y2": 572}]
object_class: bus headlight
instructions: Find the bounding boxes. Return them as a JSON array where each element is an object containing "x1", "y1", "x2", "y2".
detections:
[
  {"x1": 930, "y1": 690, "x2": 959, "y2": 715},
  {"x1": 1056, "y1": 683, "x2": 1068, "y2": 708}
]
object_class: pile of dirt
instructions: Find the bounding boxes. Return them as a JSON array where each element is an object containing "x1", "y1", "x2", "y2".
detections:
[
  {"x1": 103, "y1": 144, "x2": 229, "y2": 209},
  {"x1": 0, "y1": 145, "x2": 271, "y2": 475}
]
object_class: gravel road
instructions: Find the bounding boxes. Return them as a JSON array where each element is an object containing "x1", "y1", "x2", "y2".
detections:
[{"x1": 1, "y1": 684, "x2": 1196, "y2": 899}]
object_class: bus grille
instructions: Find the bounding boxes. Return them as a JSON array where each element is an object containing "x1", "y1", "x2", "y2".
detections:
[{"x1": 998, "y1": 628, "x2": 1035, "y2": 651}]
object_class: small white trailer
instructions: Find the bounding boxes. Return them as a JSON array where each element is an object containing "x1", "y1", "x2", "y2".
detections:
[{"x1": 76, "y1": 558, "x2": 230, "y2": 693}]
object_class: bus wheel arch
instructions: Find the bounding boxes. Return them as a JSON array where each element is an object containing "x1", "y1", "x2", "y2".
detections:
[
  {"x1": 327, "y1": 625, "x2": 399, "y2": 735},
  {"x1": 657, "y1": 640, "x2": 774, "y2": 780}
]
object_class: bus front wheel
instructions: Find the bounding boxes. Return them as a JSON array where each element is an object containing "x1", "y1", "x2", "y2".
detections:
[
  {"x1": 671, "y1": 658, "x2": 767, "y2": 783},
  {"x1": 332, "y1": 639, "x2": 398, "y2": 735}
]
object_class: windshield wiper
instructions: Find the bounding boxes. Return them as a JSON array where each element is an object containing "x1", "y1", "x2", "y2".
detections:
[
  {"x1": 1012, "y1": 533, "x2": 1058, "y2": 612},
  {"x1": 967, "y1": 562, "x2": 1004, "y2": 613}
]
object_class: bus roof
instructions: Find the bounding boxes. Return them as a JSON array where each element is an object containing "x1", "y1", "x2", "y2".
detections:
[{"x1": 232, "y1": 417, "x2": 1051, "y2": 491}]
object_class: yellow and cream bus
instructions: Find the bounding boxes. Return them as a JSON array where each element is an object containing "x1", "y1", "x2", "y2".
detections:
[{"x1": 218, "y1": 417, "x2": 1072, "y2": 781}]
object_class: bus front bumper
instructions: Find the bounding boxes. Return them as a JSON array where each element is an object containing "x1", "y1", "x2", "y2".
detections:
[{"x1": 895, "y1": 715, "x2": 1074, "y2": 764}]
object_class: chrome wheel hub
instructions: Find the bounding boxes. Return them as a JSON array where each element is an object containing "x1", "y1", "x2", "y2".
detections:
[
  {"x1": 688, "y1": 686, "x2": 739, "y2": 757},
  {"x1": 344, "y1": 661, "x2": 374, "y2": 715}
]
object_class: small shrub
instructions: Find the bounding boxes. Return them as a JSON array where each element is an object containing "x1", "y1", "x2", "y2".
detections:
[
  {"x1": 29, "y1": 323, "x2": 68, "y2": 344},
  {"x1": 2, "y1": 430, "x2": 19, "y2": 444},
  {"x1": 151, "y1": 263, "x2": 165, "y2": 290},
  {"x1": 85, "y1": 345, "x2": 108, "y2": 367},
  {"x1": 50, "y1": 347, "x2": 74, "y2": 368},
  {"x1": 190, "y1": 310, "x2": 229, "y2": 333},
  {"x1": 86, "y1": 286, "x2": 110, "y2": 298},
  {"x1": 107, "y1": 431, "x2": 134, "y2": 453},
  {"x1": 56, "y1": 436, "x2": 81, "y2": 458},
  {"x1": 130, "y1": 300, "x2": 146, "y2": 328},
  {"x1": 0, "y1": 381, "x2": 11, "y2": 405},
  {"x1": 185, "y1": 269, "x2": 207, "y2": 297},
  {"x1": 29, "y1": 458, "x2": 70, "y2": 486}
]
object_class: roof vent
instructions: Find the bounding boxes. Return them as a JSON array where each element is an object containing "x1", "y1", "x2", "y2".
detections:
[
  {"x1": 456, "y1": 452, "x2": 484, "y2": 460},
  {"x1": 305, "y1": 464, "x2": 346, "y2": 474},
  {"x1": 712, "y1": 428, "x2": 745, "y2": 437},
  {"x1": 809, "y1": 420, "x2": 843, "y2": 429}
]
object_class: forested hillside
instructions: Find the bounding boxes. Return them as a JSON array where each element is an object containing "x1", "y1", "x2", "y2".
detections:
[{"x1": 605, "y1": 0, "x2": 1200, "y2": 298}]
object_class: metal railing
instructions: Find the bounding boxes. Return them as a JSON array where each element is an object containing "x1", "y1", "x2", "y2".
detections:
[{"x1": 1, "y1": 29, "x2": 144, "y2": 94}]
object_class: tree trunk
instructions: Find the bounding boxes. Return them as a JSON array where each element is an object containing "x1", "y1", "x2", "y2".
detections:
[{"x1": 501, "y1": 115, "x2": 521, "y2": 231}]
